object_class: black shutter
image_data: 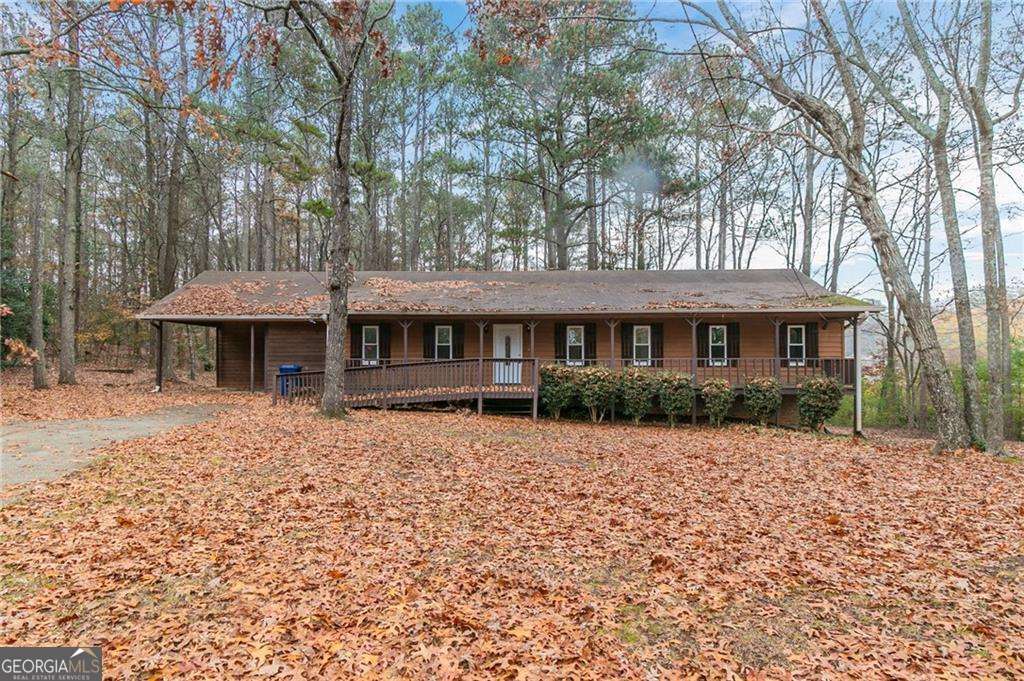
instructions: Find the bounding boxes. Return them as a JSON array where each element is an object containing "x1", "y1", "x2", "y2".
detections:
[
  {"x1": 697, "y1": 322, "x2": 710, "y2": 359},
  {"x1": 727, "y1": 322, "x2": 740, "y2": 365},
  {"x1": 452, "y1": 323, "x2": 465, "y2": 359},
  {"x1": 651, "y1": 323, "x2": 664, "y2": 367},
  {"x1": 351, "y1": 323, "x2": 362, "y2": 359},
  {"x1": 554, "y1": 323, "x2": 567, "y2": 361},
  {"x1": 423, "y1": 323, "x2": 435, "y2": 359},
  {"x1": 806, "y1": 322, "x2": 819, "y2": 359},
  {"x1": 379, "y1": 323, "x2": 391, "y2": 360},
  {"x1": 584, "y1": 323, "x2": 597, "y2": 362},
  {"x1": 778, "y1": 322, "x2": 788, "y2": 367},
  {"x1": 621, "y1": 323, "x2": 634, "y2": 360}
]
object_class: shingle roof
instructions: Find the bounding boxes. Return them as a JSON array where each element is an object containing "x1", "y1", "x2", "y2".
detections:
[{"x1": 136, "y1": 269, "x2": 880, "y2": 321}]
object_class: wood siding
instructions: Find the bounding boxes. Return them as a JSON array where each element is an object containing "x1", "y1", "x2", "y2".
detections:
[
  {"x1": 233, "y1": 314, "x2": 848, "y2": 389},
  {"x1": 217, "y1": 322, "x2": 265, "y2": 390}
]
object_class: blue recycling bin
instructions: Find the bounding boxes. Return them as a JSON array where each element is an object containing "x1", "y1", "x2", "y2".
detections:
[{"x1": 278, "y1": 364, "x2": 302, "y2": 396}]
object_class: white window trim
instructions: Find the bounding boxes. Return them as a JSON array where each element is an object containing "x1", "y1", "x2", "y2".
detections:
[
  {"x1": 708, "y1": 324, "x2": 728, "y2": 367},
  {"x1": 633, "y1": 324, "x2": 652, "y2": 367},
  {"x1": 435, "y1": 325, "x2": 453, "y2": 360},
  {"x1": 361, "y1": 325, "x2": 380, "y2": 366},
  {"x1": 787, "y1": 324, "x2": 806, "y2": 367},
  {"x1": 566, "y1": 324, "x2": 585, "y2": 366}
]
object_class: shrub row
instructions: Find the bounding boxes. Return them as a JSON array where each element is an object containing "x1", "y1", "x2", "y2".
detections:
[{"x1": 539, "y1": 365, "x2": 843, "y2": 429}]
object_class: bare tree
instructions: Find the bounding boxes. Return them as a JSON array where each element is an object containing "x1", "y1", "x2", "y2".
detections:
[
  {"x1": 58, "y1": 0, "x2": 84, "y2": 385},
  {"x1": 842, "y1": 0, "x2": 985, "y2": 446},
  {"x1": 680, "y1": 0, "x2": 969, "y2": 450}
]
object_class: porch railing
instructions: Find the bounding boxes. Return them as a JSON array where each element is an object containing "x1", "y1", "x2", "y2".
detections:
[
  {"x1": 548, "y1": 357, "x2": 855, "y2": 387},
  {"x1": 274, "y1": 358, "x2": 539, "y2": 409},
  {"x1": 273, "y1": 356, "x2": 853, "y2": 407}
]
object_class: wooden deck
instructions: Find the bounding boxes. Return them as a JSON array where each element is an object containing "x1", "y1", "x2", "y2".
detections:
[
  {"x1": 273, "y1": 358, "x2": 540, "y2": 415},
  {"x1": 271, "y1": 357, "x2": 854, "y2": 415}
]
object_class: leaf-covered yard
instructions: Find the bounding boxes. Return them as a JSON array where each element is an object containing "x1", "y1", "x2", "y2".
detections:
[{"x1": 2, "y1": 400, "x2": 1024, "y2": 678}]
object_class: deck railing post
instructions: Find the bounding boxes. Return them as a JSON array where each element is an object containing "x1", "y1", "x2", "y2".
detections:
[{"x1": 475, "y1": 321, "x2": 487, "y2": 415}]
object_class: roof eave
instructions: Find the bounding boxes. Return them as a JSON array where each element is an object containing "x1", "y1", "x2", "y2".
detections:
[{"x1": 136, "y1": 305, "x2": 880, "y2": 322}]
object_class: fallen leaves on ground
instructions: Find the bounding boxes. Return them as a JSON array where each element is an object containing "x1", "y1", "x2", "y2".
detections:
[
  {"x1": 0, "y1": 367, "x2": 254, "y2": 423},
  {"x1": 2, "y1": 404, "x2": 1024, "y2": 678}
]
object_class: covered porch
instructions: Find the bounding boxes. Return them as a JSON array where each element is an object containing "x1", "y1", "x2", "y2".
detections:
[{"x1": 268, "y1": 313, "x2": 865, "y2": 428}]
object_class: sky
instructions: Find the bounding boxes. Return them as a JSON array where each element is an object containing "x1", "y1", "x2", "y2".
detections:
[{"x1": 404, "y1": 0, "x2": 1023, "y2": 305}]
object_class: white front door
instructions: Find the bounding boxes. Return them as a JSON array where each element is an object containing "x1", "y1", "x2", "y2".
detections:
[{"x1": 492, "y1": 324, "x2": 523, "y2": 384}]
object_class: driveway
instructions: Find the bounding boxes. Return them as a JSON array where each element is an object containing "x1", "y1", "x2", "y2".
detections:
[{"x1": 1, "y1": 405, "x2": 225, "y2": 500}]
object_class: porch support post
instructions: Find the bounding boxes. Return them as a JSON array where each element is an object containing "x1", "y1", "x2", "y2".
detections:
[
  {"x1": 770, "y1": 318, "x2": 782, "y2": 379},
  {"x1": 526, "y1": 320, "x2": 539, "y2": 358},
  {"x1": 770, "y1": 318, "x2": 782, "y2": 425},
  {"x1": 249, "y1": 322, "x2": 255, "y2": 392},
  {"x1": 399, "y1": 320, "x2": 412, "y2": 362},
  {"x1": 154, "y1": 321, "x2": 164, "y2": 392},
  {"x1": 604, "y1": 318, "x2": 618, "y2": 369},
  {"x1": 688, "y1": 318, "x2": 699, "y2": 425},
  {"x1": 475, "y1": 320, "x2": 487, "y2": 415},
  {"x1": 853, "y1": 315, "x2": 863, "y2": 436}
]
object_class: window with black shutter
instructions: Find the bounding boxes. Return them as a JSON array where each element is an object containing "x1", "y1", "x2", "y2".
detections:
[
  {"x1": 708, "y1": 324, "x2": 728, "y2": 366},
  {"x1": 565, "y1": 324, "x2": 585, "y2": 365},
  {"x1": 361, "y1": 325, "x2": 379, "y2": 366},
  {"x1": 787, "y1": 324, "x2": 806, "y2": 366},
  {"x1": 632, "y1": 325, "x2": 652, "y2": 366},
  {"x1": 435, "y1": 325, "x2": 453, "y2": 360}
]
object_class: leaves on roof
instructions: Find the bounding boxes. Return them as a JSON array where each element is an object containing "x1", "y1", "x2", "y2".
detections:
[{"x1": 150, "y1": 280, "x2": 327, "y2": 317}]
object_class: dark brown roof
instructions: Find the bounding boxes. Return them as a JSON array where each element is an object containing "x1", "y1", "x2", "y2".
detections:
[{"x1": 136, "y1": 269, "x2": 880, "y2": 321}]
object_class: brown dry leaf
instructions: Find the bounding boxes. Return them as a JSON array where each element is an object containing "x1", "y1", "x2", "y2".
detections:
[{"x1": 1, "y1": 389, "x2": 1023, "y2": 678}]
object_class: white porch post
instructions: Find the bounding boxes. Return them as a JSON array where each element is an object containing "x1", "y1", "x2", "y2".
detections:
[{"x1": 853, "y1": 315, "x2": 863, "y2": 436}]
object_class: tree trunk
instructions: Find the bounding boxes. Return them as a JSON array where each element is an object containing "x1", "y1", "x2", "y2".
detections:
[
  {"x1": 800, "y1": 124, "x2": 814, "y2": 276},
  {"x1": 847, "y1": 167, "x2": 968, "y2": 449},
  {"x1": 717, "y1": 174, "x2": 727, "y2": 269},
  {"x1": 30, "y1": 172, "x2": 48, "y2": 389},
  {"x1": 58, "y1": 0, "x2": 83, "y2": 385},
  {"x1": 694, "y1": 140, "x2": 702, "y2": 269},
  {"x1": 932, "y1": 142, "x2": 985, "y2": 445},
  {"x1": 0, "y1": 76, "x2": 21, "y2": 270},
  {"x1": 321, "y1": 44, "x2": 357, "y2": 417},
  {"x1": 829, "y1": 191, "x2": 847, "y2": 292},
  {"x1": 586, "y1": 162, "x2": 598, "y2": 270},
  {"x1": 974, "y1": 113, "x2": 1006, "y2": 453}
]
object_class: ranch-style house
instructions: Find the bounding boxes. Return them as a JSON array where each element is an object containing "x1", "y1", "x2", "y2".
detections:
[{"x1": 137, "y1": 269, "x2": 880, "y2": 426}]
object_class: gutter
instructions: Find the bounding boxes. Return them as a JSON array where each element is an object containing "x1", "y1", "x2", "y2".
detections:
[{"x1": 136, "y1": 306, "x2": 882, "y2": 323}]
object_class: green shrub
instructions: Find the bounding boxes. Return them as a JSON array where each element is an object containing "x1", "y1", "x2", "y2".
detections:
[
  {"x1": 744, "y1": 376, "x2": 782, "y2": 426},
  {"x1": 619, "y1": 367, "x2": 655, "y2": 425},
  {"x1": 656, "y1": 372, "x2": 695, "y2": 427},
  {"x1": 575, "y1": 365, "x2": 618, "y2": 423},
  {"x1": 540, "y1": 364, "x2": 577, "y2": 420},
  {"x1": 701, "y1": 378, "x2": 734, "y2": 426},
  {"x1": 798, "y1": 375, "x2": 844, "y2": 430}
]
